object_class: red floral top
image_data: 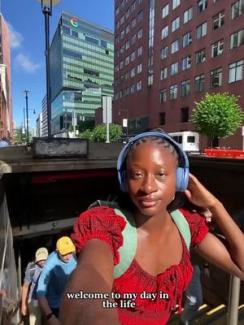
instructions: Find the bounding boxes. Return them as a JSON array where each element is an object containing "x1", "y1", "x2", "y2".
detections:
[{"x1": 72, "y1": 206, "x2": 208, "y2": 325}]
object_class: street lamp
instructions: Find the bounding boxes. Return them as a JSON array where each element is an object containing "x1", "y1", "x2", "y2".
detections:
[
  {"x1": 118, "y1": 109, "x2": 129, "y2": 142},
  {"x1": 37, "y1": 0, "x2": 60, "y2": 138},
  {"x1": 23, "y1": 90, "x2": 36, "y2": 144}
]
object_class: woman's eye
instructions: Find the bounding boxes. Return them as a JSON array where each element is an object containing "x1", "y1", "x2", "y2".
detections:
[
  {"x1": 131, "y1": 171, "x2": 143, "y2": 179},
  {"x1": 157, "y1": 172, "x2": 166, "y2": 178}
]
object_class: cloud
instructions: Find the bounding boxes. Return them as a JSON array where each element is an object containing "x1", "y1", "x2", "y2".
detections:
[
  {"x1": 7, "y1": 22, "x2": 23, "y2": 49},
  {"x1": 15, "y1": 53, "x2": 41, "y2": 73}
]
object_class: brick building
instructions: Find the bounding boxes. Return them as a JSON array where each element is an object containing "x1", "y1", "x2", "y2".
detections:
[
  {"x1": 0, "y1": 14, "x2": 13, "y2": 139},
  {"x1": 113, "y1": 0, "x2": 244, "y2": 148}
]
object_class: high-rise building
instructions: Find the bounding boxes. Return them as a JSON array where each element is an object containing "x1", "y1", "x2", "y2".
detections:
[
  {"x1": 49, "y1": 12, "x2": 114, "y2": 135},
  {"x1": 0, "y1": 14, "x2": 13, "y2": 139},
  {"x1": 113, "y1": 0, "x2": 244, "y2": 148}
]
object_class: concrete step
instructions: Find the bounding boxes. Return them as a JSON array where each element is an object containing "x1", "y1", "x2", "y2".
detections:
[{"x1": 167, "y1": 304, "x2": 210, "y2": 324}]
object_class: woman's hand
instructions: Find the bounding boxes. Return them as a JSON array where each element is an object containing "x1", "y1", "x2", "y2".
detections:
[{"x1": 184, "y1": 174, "x2": 219, "y2": 209}]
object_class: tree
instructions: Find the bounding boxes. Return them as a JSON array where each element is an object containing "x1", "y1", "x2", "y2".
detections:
[
  {"x1": 93, "y1": 124, "x2": 123, "y2": 142},
  {"x1": 192, "y1": 93, "x2": 244, "y2": 147},
  {"x1": 79, "y1": 129, "x2": 94, "y2": 141},
  {"x1": 80, "y1": 124, "x2": 123, "y2": 142}
]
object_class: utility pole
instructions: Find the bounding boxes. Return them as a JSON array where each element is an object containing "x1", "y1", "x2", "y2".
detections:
[{"x1": 24, "y1": 90, "x2": 29, "y2": 144}]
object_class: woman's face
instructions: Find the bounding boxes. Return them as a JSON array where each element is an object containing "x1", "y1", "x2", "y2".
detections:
[{"x1": 126, "y1": 140, "x2": 177, "y2": 218}]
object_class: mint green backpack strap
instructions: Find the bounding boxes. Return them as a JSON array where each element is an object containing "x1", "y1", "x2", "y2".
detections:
[
  {"x1": 171, "y1": 209, "x2": 191, "y2": 251},
  {"x1": 113, "y1": 208, "x2": 137, "y2": 279}
]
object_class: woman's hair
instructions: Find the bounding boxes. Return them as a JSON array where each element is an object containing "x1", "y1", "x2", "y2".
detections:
[{"x1": 127, "y1": 135, "x2": 179, "y2": 163}]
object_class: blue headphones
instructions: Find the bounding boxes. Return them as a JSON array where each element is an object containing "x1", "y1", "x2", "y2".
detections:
[{"x1": 117, "y1": 131, "x2": 189, "y2": 192}]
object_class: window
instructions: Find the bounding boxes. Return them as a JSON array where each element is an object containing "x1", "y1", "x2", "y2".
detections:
[
  {"x1": 137, "y1": 63, "x2": 142, "y2": 74},
  {"x1": 182, "y1": 56, "x2": 191, "y2": 70},
  {"x1": 171, "y1": 62, "x2": 179, "y2": 75},
  {"x1": 182, "y1": 32, "x2": 192, "y2": 47},
  {"x1": 232, "y1": 0, "x2": 244, "y2": 19},
  {"x1": 194, "y1": 74, "x2": 205, "y2": 91},
  {"x1": 181, "y1": 80, "x2": 190, "y2": 96},
  {"x1": 136, "y1": 80, "x2": 142, "y2": 91},
  {"x1": 198, "y1": 0, "x2": 208, "y2": 12},
  {"x1": 213, "y1": 11, "x2": 225, "y2": 30},
  {"x1": 130, "y1": 67, "x2": 136, "y2": 78},
  {"x1": 230, "y1": 29, "x2": 244, "y2": 49},
  {"x1": 183, "y1": 7, "x2": 193, "y2": 23},
  {"x1": 125, "y1": 55, "x2": 130, "y2": 65},
  {"x1": 210, "y1": 68, "x2": 223, "y2": 87},
  {"x1": 170, "y1": 84, "x2": 178, "y2": 99},
  {"x1": 172, "y1": 17, "x2": 180, "y2": 32},
  {"x1": 161, "y1": 26, "x2": 169, "y2": 39},
  {"x1": 131, "y1": 51, "x2": 136, "y2": 61},
  {"x1": 161, "y1": 46, "x2": 168, "y2": 59},
  {"x1": 229, "y1": 60, "x2": 243, "y2": 82},
  {"x1": 162, "y1": 4, "x2": 169, "y2": 18},
  {"x1": 137, "y1": 28, "x2": 143, "y2": 39},
  {"x1": 137, "y1": 11, "x2": 143, "y2": 23},
  {"x1": 171, "y1": 40, "x2": 179, "y2": 53},
  {"x1": 172, "y1": 0, "x2": 180, "y2": 10},
  {"x1": 195, "y1": 49, "x2": 206, "y2": 64},
  {"x1": 181, "y1": 107, "x2": 189, "y2": 122},
  {"x1": 137, "y1": 46, "x2": 143, "y2": 56},
  {"x1": 196, "y1": 22, "x2": 207, "y2": 39},
  {"x1": 160, "y1": 67, "x2": 168, "y2": 80},
  {"x1": 159, "y1": 112, "x2": 166, "y2": 125},
  {"x1": 211, "y1": 40, "x2": 224, "y2": 57},
  {"x1": 131, "y1": 84, "x2": 136, "y2": 94},
  {"x1": 160, "y1": 89, "x2": 167, "y2": 103},
  {"x1": 131, "y1": 18, "x2": 136, "y2": 29}
]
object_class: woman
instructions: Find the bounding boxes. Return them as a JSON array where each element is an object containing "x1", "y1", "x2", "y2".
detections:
[{"x1": 60, "y1": 131, "x2": 244, "y2": 325}]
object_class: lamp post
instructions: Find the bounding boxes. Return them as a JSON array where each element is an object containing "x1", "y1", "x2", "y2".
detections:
[
  {"x1": 118, "y1": 109, "x2": 129, "y2": 142},
  {"x1": 23, "y1": 91, "x2": 36, "y2": 144},
  {"x1": 24, "y1": 90, "x2": 30, "y2": 144},
  {"x1": 37, "y1": 0, "x2": 60, "y2": 138}
]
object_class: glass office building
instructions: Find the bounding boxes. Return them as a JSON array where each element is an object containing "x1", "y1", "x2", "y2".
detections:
[{"x1": 50, "y1": 12, "x2": 114, "y2": 135}]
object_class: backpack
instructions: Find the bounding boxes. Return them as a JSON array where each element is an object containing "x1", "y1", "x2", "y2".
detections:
[{"x1": 89, "y1": 200, "x2": 191, "y2": 279}]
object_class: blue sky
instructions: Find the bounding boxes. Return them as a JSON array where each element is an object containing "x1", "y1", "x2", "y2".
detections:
[{"x1": 2, "y1": 0, "x2": 114, "y2": 129}]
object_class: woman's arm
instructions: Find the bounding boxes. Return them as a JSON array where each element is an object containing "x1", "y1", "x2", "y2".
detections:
[
  {"x1": 185, "y1": 174, "x2": 244, "y2": 279},
  {"x1": 59, "y1": 239, "x2": 120, "y2": 325}
]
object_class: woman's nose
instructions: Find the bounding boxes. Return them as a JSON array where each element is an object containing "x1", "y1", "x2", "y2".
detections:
[{"x1": 140, "y1": 174, "x2": 157, "y2": 193}]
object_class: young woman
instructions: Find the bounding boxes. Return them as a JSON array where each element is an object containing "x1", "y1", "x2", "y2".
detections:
[{"x1": 60, "y1": 131, "x2": 244, "y2": 325}]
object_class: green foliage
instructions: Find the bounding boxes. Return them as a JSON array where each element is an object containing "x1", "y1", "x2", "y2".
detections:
[
  {"x1": 14, "y1": 127, "x2": 31, "y2": 144},
  {"x1": 79, "y1": 124, "x2": 123, "y2": 142},
  {"x1": 93, "y1": 124, "x2": 123, "y2": 142},
  {"x1": 192, "y1": 93, "x2": 244, "y2": 140},
  {"x1": 79, "y1": 129, "x2": 94, "y2": 141}
]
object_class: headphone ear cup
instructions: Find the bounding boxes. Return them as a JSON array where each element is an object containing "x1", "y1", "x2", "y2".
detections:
[
  {"x1": 176, "y1": 167, "x2": 189, "y2": 192},
  {"x1": 118, "y1": 170, "x2": 127, "y2": 192}
]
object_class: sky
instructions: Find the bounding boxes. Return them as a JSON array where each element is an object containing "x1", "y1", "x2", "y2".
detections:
[{"x1": 1, "y1": 0, "x2": 114, "y2": 129}]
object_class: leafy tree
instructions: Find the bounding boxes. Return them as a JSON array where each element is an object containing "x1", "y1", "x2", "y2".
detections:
[
  {"x1": 79, "y1": 129, "x2": 94, "y2": 141},
  {"x1": 93, "y1": 124, "x2": 123, "y2": 142},
  {"x1": 192, "y1": 93, "x2": 244, "y2": 147},
  {"x1": 14, "y1": 127, "x2": 31, "y2": 144},
  {"x1": 80, "y1": 124, "x2": 123, "y2": 142}
]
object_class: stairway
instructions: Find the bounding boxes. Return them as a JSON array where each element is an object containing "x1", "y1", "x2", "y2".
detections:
[{"x1": 168, "y1": 303, "x2": 244, "y2": 324}]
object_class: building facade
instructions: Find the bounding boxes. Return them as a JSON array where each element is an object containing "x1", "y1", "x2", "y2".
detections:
[
  {"x1": 49, "y1": 12, "x2": 114, "y2": 135},
  {"x1": 113, "y1": 0, "x2": 244, "y2": 148},
  {"x1": 0, "y1": 14, "x2": 13, "y2": 139}
]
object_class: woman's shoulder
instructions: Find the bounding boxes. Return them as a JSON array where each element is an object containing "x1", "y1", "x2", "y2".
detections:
[
  {"x1": 179, "y1": 207, "x2": 209, "y2": 247},
  {"x1": 72, "y1": 206, "x2": 127, "y2": 263}
]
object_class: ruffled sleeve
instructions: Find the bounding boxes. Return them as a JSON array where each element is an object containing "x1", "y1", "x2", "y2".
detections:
[
  {"x1": 71, "y1": 206, "x2": 126, "y2": 265},
  {"x1": 179, "y1": 208, "x2": 209, "y2": 247}
]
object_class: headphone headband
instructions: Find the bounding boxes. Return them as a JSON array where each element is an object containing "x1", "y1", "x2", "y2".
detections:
[{"x1": 117, "y1": 131, "x2": 189, "y2": 192}]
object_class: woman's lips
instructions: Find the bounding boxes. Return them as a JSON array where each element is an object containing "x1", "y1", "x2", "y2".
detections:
[{"x1": 139, "y1": 199, "x2": 157, "y2": 208}]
